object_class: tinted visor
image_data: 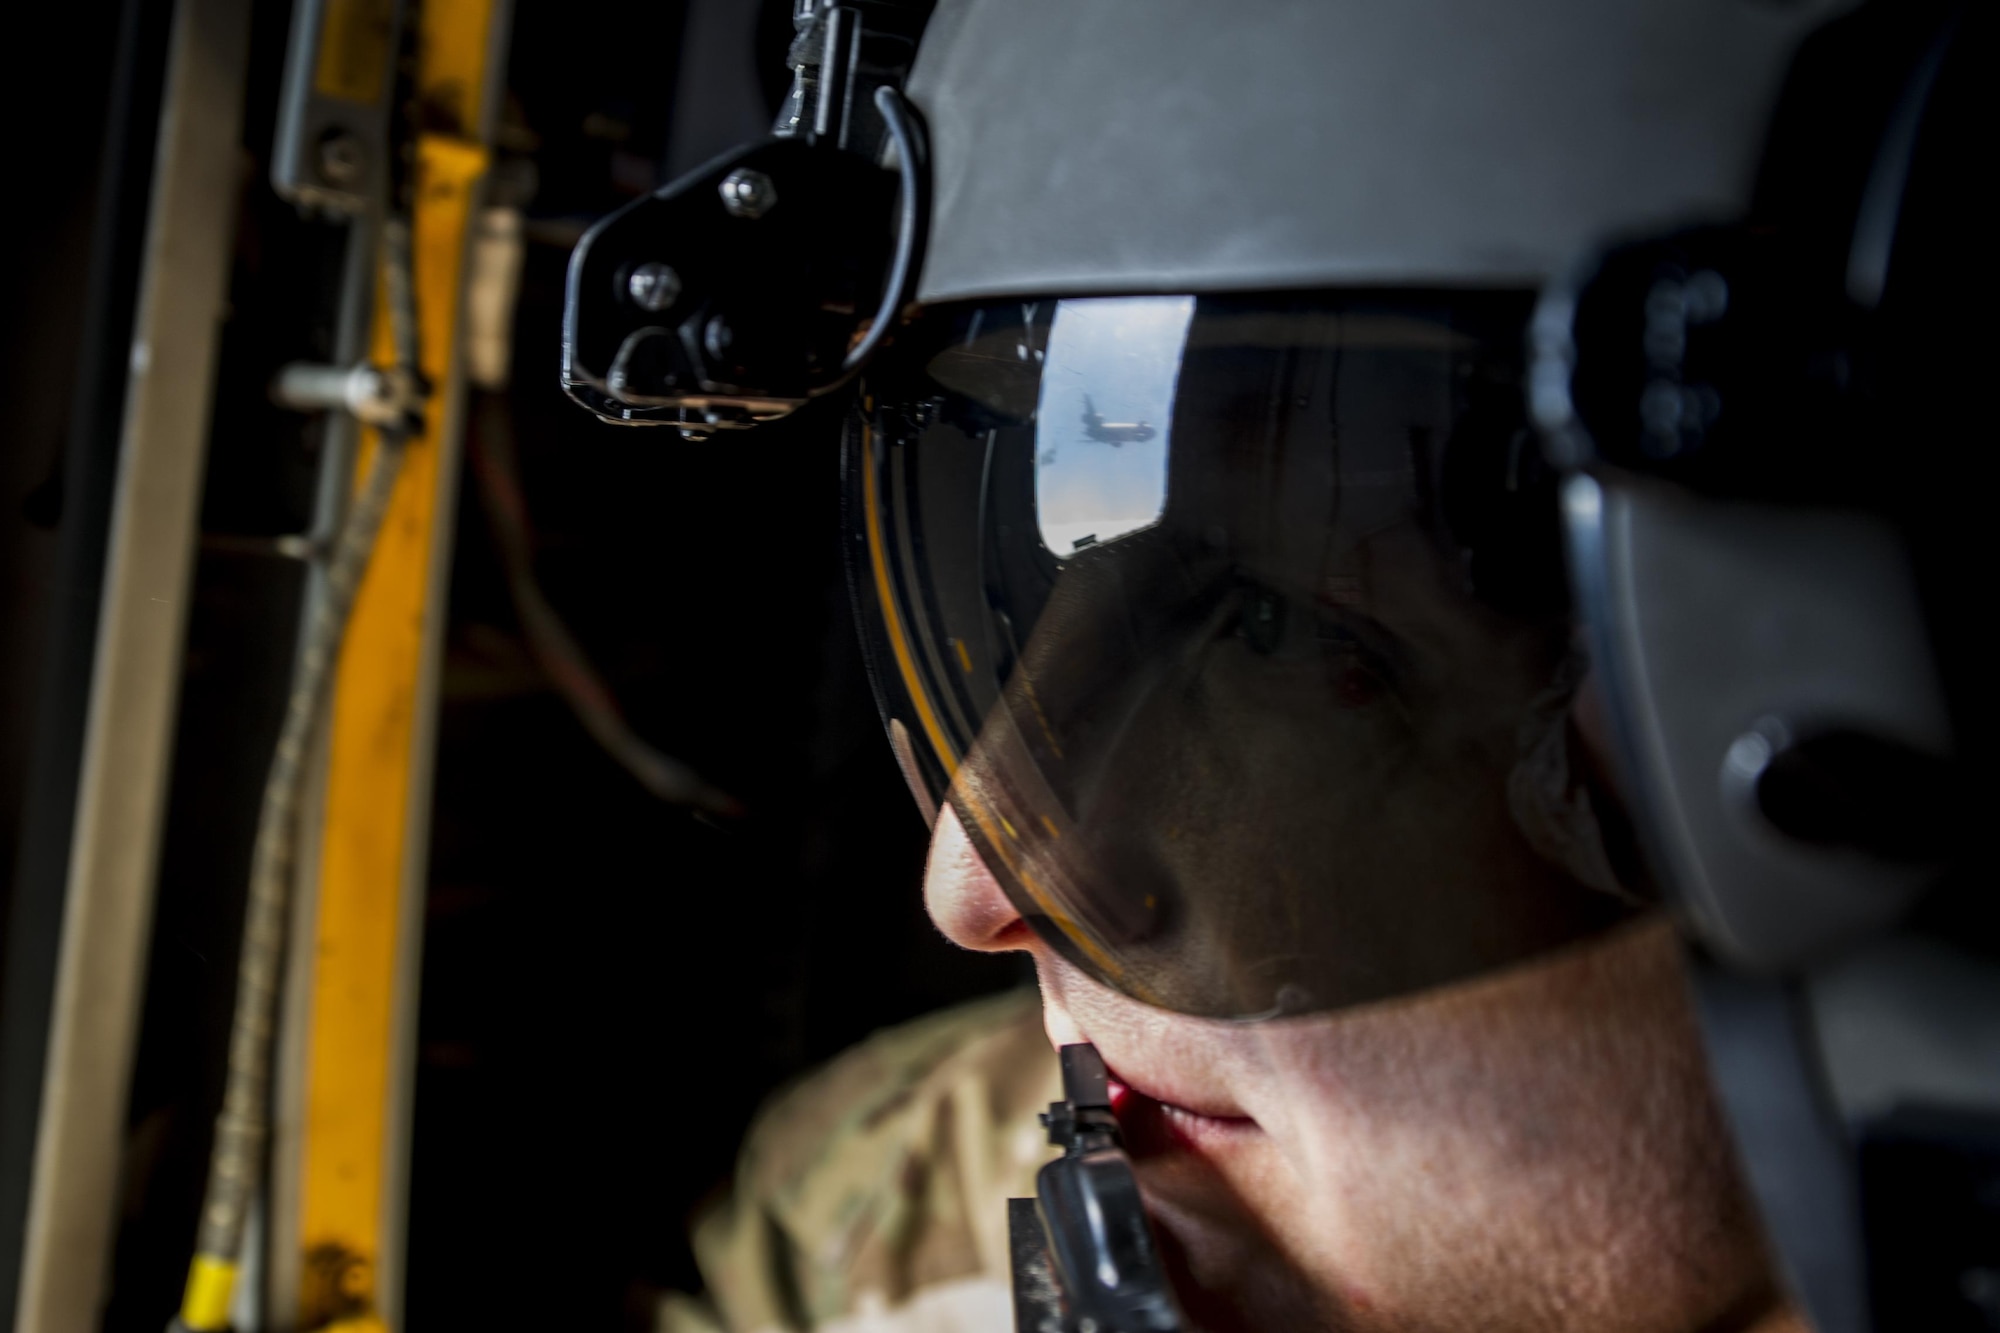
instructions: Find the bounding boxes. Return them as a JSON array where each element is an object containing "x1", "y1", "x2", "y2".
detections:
[{"x1": 849, "y1": 293, "x2": 1637, "y2": 1020}]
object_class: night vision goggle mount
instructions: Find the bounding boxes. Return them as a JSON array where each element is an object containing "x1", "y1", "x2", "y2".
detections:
[{"x1": 561, "y1": 0, "x2": 932, "y2": 436}]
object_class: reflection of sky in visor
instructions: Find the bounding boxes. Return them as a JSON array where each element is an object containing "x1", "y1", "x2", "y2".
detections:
[{"x1": 1035, "y1": 296, "x2": 1194, "y2": 559}]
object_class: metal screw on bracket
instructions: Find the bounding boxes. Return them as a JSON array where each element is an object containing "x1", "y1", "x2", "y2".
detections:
[
  {"x1": 718, "y1": 168, "x2": 777, "y2": 219},
  {"x1": 317, "y1": 130, "x2": 366, "y2": 188},
  {"x1": 626, "y1": 262, "x2": 682, "y2": 312},
  {"x1": 270, "y1": 361, "x2": 421, "y2": 429}
]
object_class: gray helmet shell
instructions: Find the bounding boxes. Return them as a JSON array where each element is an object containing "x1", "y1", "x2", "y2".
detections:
[{"x1": 908, "y1": 0, "x2": 1852, "y2": 302}]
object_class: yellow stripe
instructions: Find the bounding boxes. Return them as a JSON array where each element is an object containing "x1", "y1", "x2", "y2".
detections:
[
  {"x1": 418, "y1": 0, "x2": 498, "y2": 134},
  {"x1": 179, "y1": 1255, "x2": 238, "y2": 1331},
  {"x1": 860, "y1": 423, "x2": 958, "y2": 776},
  {"x1": 313, "y1": 0, "x2": 394, "y2": 103},
  {"x1": 300, "y1": 132, "x2": 490, "y2": 1329}
]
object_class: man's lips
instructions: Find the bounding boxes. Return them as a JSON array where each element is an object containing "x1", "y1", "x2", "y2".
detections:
[{"x1": 1104, "y1": 1065, "x2": 1260, "y2": 1159}]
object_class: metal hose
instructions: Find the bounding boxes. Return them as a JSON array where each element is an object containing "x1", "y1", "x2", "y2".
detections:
[{"x1": 176, "y1": 216, "x2": 420, "y2": 1333}]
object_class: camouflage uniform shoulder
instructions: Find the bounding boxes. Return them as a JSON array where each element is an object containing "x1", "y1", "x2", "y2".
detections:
[{"x1": 664, "y1": 987, "x2": 1059, "y2": 1333}]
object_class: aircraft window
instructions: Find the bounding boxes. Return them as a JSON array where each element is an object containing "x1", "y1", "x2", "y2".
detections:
[{"x1": 1033, "y1": 296, "x2": 1193, "y2": 558}]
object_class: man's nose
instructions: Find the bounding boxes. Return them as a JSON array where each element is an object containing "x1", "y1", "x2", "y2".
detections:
[{"x1": 924, "y1": 804, "x2": 1034, "y2": 952}]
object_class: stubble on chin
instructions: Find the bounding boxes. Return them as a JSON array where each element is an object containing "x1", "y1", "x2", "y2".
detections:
[{"x1": 1029, "y1": 921, "x2": 1790, "y2": 1333}]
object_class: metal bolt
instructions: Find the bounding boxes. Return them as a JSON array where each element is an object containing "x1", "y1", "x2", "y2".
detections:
[
  {"x1": 317, "y1": 130, "x2": 365, "y2": 188},
  {"x1": 270, "y1": 360, "x2": 420, "y2": 428},
  {"x1": 719, "y1": 168, "x2": 777, "y2": 219},
  {"x1": 626, "y1": 262, "x2": 682, "y2": 312}
]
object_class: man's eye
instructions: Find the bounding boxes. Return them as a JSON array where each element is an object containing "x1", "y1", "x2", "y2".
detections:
[{"x1": 1232, "y1": 584, "x2": 1398, "y2": 706}]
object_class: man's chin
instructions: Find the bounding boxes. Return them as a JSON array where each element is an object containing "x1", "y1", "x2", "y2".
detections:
[{"x1": 1138, "y1": 1153, "x2": 1346, "y2": 1333}]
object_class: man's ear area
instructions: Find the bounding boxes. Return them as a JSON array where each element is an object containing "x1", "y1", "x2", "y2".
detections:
[{"x1": 1569, "y1": 670, "x2": 1621, "y2": 799}]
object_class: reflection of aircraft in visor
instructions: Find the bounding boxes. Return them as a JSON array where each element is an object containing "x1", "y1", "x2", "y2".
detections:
[{"x1": 1080, "y1": 394, "x2": 1157, "y2": 445}]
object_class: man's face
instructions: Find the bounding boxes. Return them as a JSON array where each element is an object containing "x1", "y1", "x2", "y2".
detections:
[
  {"x1": 899, "y1": 300, "x2": 1641, "y2": 1021},
  {"x1": 924, "y1": 807, "x2": 1796, "y2": 1333}
]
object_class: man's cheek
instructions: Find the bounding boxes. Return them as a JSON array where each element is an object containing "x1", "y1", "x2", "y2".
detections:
[{"x1": 1137, "y1": 1151, "x2": 1345, "y2": 1333}]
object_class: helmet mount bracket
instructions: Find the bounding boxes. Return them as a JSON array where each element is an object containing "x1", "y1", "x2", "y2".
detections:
[{"x1": 561, "y1": 1, "x2": 933, "y2": 436}]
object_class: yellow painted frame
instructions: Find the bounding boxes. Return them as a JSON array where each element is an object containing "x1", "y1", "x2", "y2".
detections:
[{"x1": 295, "y1": 1, "x2": 497, "y2": 1326}]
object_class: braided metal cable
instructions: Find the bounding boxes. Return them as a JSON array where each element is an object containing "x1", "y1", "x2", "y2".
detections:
[{"x1": 185, "y1": 215, "x2": 420, "y2": 1302}]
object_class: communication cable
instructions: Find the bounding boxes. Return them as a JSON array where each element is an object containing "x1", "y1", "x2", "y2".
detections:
[{"x1": 467, "y1": 397, "x2": 741, "y2": 816}]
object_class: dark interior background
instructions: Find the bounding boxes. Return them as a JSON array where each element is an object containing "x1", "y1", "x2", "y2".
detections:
[
  {"x1": 3, "y1": 0, "x2": 1019, "y2": 1329},
  {"x1": 405, "y1": 1, "x2": 1022, "y2": 1324}
]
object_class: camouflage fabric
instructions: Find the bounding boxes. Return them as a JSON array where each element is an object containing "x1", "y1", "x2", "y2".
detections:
[{"x1": 658, "y1": 988, "x2": 1060, "y2": 1333}]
